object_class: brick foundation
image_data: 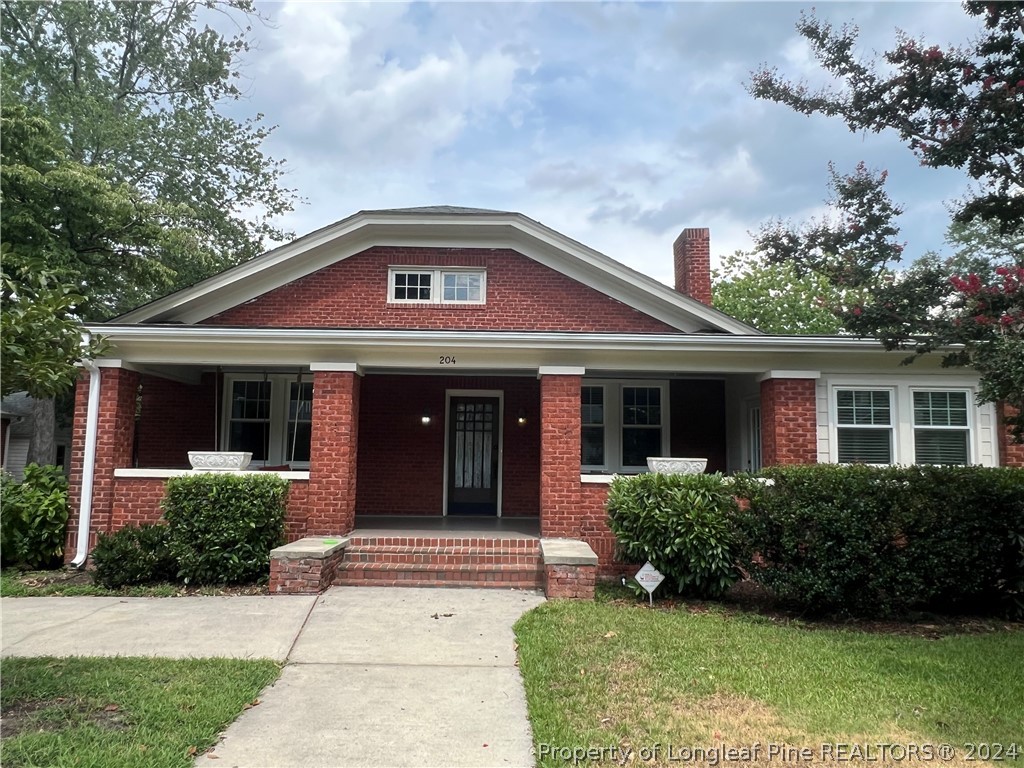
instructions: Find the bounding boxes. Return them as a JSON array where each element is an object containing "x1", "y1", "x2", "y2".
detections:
[{"x1": 544, "y1": 564, "x2": 597, "y2": 599}]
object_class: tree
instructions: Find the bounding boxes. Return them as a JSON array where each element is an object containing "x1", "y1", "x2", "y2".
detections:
[
  {"x1": 750, "y1": 2, "x2": 1024, "y2": 233},
  {"x1": 1, "y1": 0, "x2": 297, "y2": 319},
  {"x1": 754, "y1": 163, "x2": 1024, "y2": 440},
  {"x1": 711, "y1": 251, "x2": 845, "y2": 334}
]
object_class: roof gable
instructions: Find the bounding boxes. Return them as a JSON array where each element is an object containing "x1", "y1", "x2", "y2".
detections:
[{"x1": 114, "y1": 209, "x2": 759, "y2": 335}]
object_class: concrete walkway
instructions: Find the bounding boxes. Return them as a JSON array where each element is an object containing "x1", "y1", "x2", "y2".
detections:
[{"x1": 1, "y1": 586, "x2": 546, "y2": 768}]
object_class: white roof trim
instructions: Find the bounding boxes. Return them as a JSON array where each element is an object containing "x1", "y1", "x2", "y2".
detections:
[
  {"x1": 112, "y1": 210, "x2": 758, "y2": 335},
  {"x1": 757, "y1": 370, "x2": 822, "y2": 381}
]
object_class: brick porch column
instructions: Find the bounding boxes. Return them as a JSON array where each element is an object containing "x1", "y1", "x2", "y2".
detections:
[
  {"x1": 66, "y1": 364, "x2": 141, "y2": 562},
  {"x1": 759, "y1": 371, "x2": 819, "y2": 466},
  {"x1": 307, "y1": 364, "x2": 361, "y2": 536},
  {"x1": 539, "y1": 367, "x2": 584, "y2": 538}
]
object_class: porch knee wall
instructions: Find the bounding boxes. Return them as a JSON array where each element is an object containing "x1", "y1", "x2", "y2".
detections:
[{"x1": 307, "y1": 370, "x2": 360, "y2": 536}]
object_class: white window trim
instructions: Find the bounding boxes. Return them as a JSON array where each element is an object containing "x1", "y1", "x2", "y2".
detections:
[
  {"x1": 910, "y1": 387, "x2": 973, "y2": 465},
  {"x1": 221, "y1": 374, "x2": 312, "y2": 468},
  {"x1": 825, "y1": 377, "x2": 980, "y2": 466},
  {"x1": 387, "y1": 266, "x2": 487, "y2": 305},
  {"x1": 833, "y1": 386, "x2": 896, "y2": 466},
  {"x1": 582, "y1": 379, "x2": 670, "y2": 474}
]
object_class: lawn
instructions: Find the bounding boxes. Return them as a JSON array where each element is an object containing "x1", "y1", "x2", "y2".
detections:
[
  {"x1": 0, "y1": 657, "x2": 280, "y2": 768},
  {"x1": 0, "y1": 569, "x2": 267, "y2": 597},
  {"x1": 515, "y1": 598, "x2": 1024, "y2": 767}
]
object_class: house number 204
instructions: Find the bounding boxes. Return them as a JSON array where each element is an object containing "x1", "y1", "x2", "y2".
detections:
[{"x1": 439, "y1": 355, "x2": 457, "y2": 365}]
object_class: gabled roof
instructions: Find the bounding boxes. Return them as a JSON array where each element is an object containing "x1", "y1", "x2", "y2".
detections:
[{"x1": 113, "y1": 208, "x2": 759, "y2": 335}]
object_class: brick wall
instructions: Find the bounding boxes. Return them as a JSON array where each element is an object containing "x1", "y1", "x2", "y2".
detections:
[
  {"x1": 66, "y1": 367, "x2": 140, "y2": 561},
  {"x1": 673, "y1": 228, "x2": 712, "y2": 305},
  {"x1": 539, "y1": 374, "x2": 582, "y2": 537},
  {"x1": 760, "y1": 378, "x2": 817, "y2": 466},
  {"x1": 307, "y1": 371, "x2": 360, "y2": 535},
  {"x1": 136, "y1": 373, "x2": 217, "y2": 468},
  {"x1": 104, "y1": 476, "x2": 310, "y2": 546},
  {"x1": 997, "y1": 402, "x2": 1024, "y2": 468},
  {"x1": 202, "y1": 246, "x2": 676, "y2": 333},
  {"x1": 357, "y1": 375, "x2": 539, "y2": 516}
]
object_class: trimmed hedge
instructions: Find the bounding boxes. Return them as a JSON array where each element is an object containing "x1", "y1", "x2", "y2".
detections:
[
  {"x1": 607, "y1": 472, "x2": 740, "y2": 598},
  {"x1": 92, "y1": 524, "x2": 178, "y2": 588},
  {"x1": 163, "y1": 473, "x2": 287, "y2": 585},
  {"x1": 733, "y1": 465, "x2": 1024, "y2": 617},
  {"x1": 0, "y1": 464, "x2": 69, "y2": 569}
]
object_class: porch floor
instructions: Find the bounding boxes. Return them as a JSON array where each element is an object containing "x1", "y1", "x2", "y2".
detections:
[{"x1": 351, "y1": 515, "x2": 540, "y2": 538}]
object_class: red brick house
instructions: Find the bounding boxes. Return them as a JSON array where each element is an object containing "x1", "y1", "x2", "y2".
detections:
[{"x1": 66, "y1": 207, "x2": 1024, "y2": 593}]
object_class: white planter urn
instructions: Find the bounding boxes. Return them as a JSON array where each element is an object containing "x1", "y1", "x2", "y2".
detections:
[
  {"x1": 646, "y1": 457, "x2": 707, "y2": 475},
  {"x1": 188, "y1": 451, "x2": 252, "y2": 471}
]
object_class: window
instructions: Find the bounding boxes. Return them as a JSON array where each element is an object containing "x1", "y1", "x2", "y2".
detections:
[
  {"x1": 580, "y1": 381, "x2": 668, "y2": 473},
  {"x1": 286, "y1": 381, "x2": 313, "y2": 463},
  {"x1": 622, "y1": 386, "x2": 663, "y2": 468},
  {"x1": 389, "y1": 268, "x2": 485, "y2": 304},
  {"x1": 223, "y1": 375, "x2": 312, "y2": 467},
  {"x1": 836, "y1": 389, "x2": 893, "y2": 464},
  {"x1": 392, "y1": 271, "x2": 432, "y2": 301},
  {"x1": 229, "y1": 380, "x2": 272, "y2": 461},
  {"x1": 828, "y1": 381, "x2": 981, "y2": 466},
  {"x1": 913, "y1": 390, "x2": 970, "y2": 465},
  {"x1": 581, "y1": 386, "x2": 605, "y2": 467}
]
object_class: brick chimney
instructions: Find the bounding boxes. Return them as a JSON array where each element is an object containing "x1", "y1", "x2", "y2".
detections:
[{"x1": 673, "y1": 227, "x2": 712, "y2": 305}]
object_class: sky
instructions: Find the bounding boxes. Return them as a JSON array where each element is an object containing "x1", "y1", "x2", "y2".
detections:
[{"x1": 231, "y1": 1, "x2": 980, "y2": 286}]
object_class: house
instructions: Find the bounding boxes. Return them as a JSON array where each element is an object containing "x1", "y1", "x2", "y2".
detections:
[
  {"x1": 66, "y1": 206, "x2": 1024, "y2": 595},
  {"x1": 1, "y1": 393, "x2": 73, "y2": 481}
]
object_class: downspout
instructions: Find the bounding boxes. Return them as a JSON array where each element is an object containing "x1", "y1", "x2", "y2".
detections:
[{"x1": 72, "y1": 335, "x2": 102, "y2": 568}]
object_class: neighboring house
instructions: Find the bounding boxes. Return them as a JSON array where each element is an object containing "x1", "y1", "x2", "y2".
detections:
[
  {"x1": 66, "y1": 207, "x2": 1024, "y2": 577},
  {"x1": 1, "y1": 393, "x2": 72, "y2": 481}
]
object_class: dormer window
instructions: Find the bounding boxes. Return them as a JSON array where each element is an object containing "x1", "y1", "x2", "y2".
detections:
[{"x1": 389, "y1": 267, "x2": 486, "y2": 305}]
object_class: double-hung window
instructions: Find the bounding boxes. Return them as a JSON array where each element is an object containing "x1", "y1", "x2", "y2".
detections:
[
  {"x1": 829, "y1": 382, "x2": 978, "y2": 466},
  {"x1": 224, "y1": 375, "x2": 312, "y2": 467},
  {"x1": 389, "y1": 268, "x2": 485, "y2": 304},
  {"x1": 912, "y1": 390, "x2": 970, "y2": 465},
  {"x1": 835, "y1": 389, "x2": 893, "y2": 464},
  {"x1": 580, "y1": 381, "x2": 667, "y2": 473}
]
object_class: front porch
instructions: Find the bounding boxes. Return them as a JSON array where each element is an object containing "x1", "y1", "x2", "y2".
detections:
[{"x1": 69, "y1": 343, "x2": 828, "y2": 599}]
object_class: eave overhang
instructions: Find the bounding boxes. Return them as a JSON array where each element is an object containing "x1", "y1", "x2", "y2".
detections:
[{"x1": 88, "y1": 325, "x2": 965, "y2": 378}]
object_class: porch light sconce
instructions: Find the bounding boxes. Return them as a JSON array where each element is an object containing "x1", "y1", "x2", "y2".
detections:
[
  {"x1": 516, "y1": 408, "x2": 528, "y2": 426},
  {"x1": 421, "y1": 409, "x2": 432, "y2": 426}
]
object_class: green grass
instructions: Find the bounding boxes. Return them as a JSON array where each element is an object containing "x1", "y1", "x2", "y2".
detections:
[
  {"x1": 0, "y1": 657, "x2": 280, "y2": 768},
  {"x1": 0, "y1": 570, "x2": 266, "y2": 597},
  {"x1": 515, "y1": 600, "x2": 1024, "y2": 766},
  {"x1": 0, "y1": 570, "x2": 179, "y2": 597}
]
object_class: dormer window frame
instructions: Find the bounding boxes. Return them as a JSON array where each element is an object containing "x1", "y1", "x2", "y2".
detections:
[{"x1": 388, "y1": 266, "x2": 487, "y2": 306}]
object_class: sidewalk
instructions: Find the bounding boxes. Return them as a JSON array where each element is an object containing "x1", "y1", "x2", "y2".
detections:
[{"x1": 1, "y1": 586, "x2": 546, "y2": 768}]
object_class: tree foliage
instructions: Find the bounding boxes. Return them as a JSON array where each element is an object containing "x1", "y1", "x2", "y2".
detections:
[
  {"x1": 711, "y1": 250, "x2": 845, "y2": 335},
  {"x1": 750, "y1": 2, "x2": 1024, "y2": 233},
  {"x1": 755, "y1": 163, "x2": 1024, "y2": 440},
  {"x1": 1, "y1": 0, "x2": 296, "y2": 319}
]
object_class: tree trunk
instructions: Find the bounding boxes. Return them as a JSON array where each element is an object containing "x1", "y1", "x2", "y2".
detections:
[{"x1": 27, "y1": 397, "x2": 56, "y2": 466}]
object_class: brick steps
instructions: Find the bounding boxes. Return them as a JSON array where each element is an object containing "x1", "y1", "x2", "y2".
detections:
[{"x1": 336, "y1": 536, "x2": 543, "y2": 590}]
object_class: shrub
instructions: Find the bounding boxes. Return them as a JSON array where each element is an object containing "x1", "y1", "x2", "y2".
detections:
[
  {"x1": 92, "y1": 524, "x2": 178, "y2": 588},
  {"x1": 733, "y1": 465, "x2": 1024, "y2": 618},
  {"x1": 163, "y1": 473, "x2": 287, "y2": 585},
  {"x1": 0, "y1": 464, "x2": 69, "y2": 569},
  {"x1": 607, "y1": 472, "x2": 740, "y2": 598}
]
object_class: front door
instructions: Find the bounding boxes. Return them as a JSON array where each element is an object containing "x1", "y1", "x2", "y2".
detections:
[{"x1": 447, "y1": 396, "x2": 500, "y2": 515}]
